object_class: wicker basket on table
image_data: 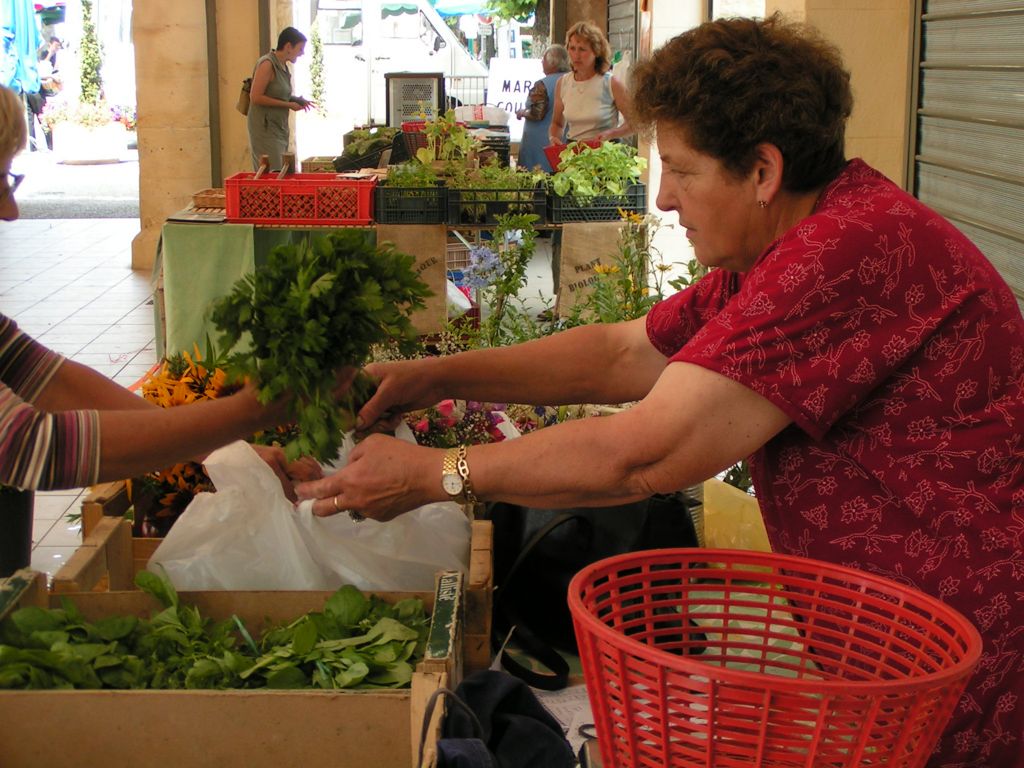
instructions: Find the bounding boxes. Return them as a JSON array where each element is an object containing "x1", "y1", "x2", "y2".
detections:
[{"x1": 191, "y1": 188, "x2": 226, "y2": 209}]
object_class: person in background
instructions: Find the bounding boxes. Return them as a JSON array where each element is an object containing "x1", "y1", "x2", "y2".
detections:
[
  {"x1": 547, "y1": 20, "x2": 633, "y2": 145},
  {"x1": 297, "y1": 15, "x2": 1024, "y2": 766},
  {"x1": 246, "y1": 27, "x2": 314, "y2": 172},
  {"x1": 515, "y1": 44, "x2": 570, "y2": 173},
  {"x1": 25, "y1": 37, "x2": 62, "y2": 151},
  {"x1": 0, "y1": 85, "x2": 346, "y2": 576},
  {"x1": 37, "y1": 36, "x2": 61, "y2": 95}
]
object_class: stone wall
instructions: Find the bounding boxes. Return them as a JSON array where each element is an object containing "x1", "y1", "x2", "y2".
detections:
[
  {"x1": 769, "y1": 0, "x2": 913, "y2": 187},
  {"x1": 130, "y1": 0, "x2": 273, "y2": 270}
]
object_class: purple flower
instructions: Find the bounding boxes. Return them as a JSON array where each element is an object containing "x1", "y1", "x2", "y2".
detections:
[{"x1": 462, "y1": 246, "x2": 503, "y2": 289}]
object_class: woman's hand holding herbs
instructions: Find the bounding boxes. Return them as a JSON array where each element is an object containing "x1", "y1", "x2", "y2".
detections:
[
  {"x1": 232, "y1": 367, "x2": 357, "y2": 500},
  {"x1": 355, "y1": 359, "x2": 444, "y2": 435}
]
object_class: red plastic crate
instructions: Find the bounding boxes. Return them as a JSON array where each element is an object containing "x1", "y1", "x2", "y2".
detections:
[{"x1": 224, "y1": 173, "x2": 376, "y2": 225}]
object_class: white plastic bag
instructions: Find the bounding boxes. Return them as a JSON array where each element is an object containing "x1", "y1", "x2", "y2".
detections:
[
  {"x1": 150, "y1": 427, "x2": 471, "y2": 592},
  {"x1": 446, "y1": 279, "x2": 473, "y2": 318}
]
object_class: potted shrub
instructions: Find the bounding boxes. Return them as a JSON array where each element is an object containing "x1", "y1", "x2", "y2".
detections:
[
  {"x1": 547, "y1": 141, "x2": 648, "y2": 223},
  {"x1": 45, "y1": 0, "x2": 127, "y2": 164}
]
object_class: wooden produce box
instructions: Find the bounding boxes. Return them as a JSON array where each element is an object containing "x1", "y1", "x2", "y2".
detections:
[
  {"x1": 72, "y1": 482, "x2": 494, "y2": 671},
  {"x1": 0, "y1": 568, "x2": 463, "y2": 768},
  {"x1": 301, "y1": 155, "x2": 337, "y2": 173}
]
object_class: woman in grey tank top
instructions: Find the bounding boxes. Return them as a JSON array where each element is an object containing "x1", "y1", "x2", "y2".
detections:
[{"x1": 247, "y1": 27, "x2": 313, "y2": 171}]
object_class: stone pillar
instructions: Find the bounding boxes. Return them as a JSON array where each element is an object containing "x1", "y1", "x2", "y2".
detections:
[
  {"x1": 554, "y1": 0, "x2": 609, "y2": 44},
  {"x1": 131, "y1": 1, "x2": 287, "y2": 271},
  {"x1": 131, "y1": 0, "x2": 214, "y2": 270}
]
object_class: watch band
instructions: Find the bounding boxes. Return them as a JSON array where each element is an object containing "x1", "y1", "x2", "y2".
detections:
[
  {"x1": 442, "y1": 447, "x2": 460, "y2": 481},
  {"x1": 456, "y1": 444, "x2": 477, "y2": 504}
]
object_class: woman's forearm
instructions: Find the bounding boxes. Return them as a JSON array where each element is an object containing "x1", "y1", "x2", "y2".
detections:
[
  {"x1": 431, "y1": 319, "x2": 664, "y2": 406},
  {"x1": 95, "y1": 389, "x2": 283, "y2": 483},
  {"x1": 36, "y1": 358, "x2": 155, "y2": 412},
  {"x1": 548, "y1": 118, "x2": 566, "y2": 143},
  {"x1": 462, "y1": 363, "x2": 790, "y2": 509},
  {"x1": 251, "y1": 94, "x2": 293, "y2": 109}
]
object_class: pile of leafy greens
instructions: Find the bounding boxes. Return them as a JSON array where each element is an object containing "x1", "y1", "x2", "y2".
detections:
[
  {"x1": 211, "y1": 231, "x2": 431, "y2": 461},
  {"x1": 0, "y1": 571, "x2": 429, "y2": 691},
  {"x1": 549, "y1": 141, "x2": 647, "y2": 199}
]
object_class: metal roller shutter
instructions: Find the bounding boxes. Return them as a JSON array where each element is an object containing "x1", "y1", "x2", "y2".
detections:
[{"x1": 909, "y1": 0, "x2": 1024, "y2": 309}]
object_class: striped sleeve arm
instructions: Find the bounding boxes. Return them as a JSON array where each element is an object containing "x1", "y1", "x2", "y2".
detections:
[
  {"x1": 0, "y1": 313, "x2": 66, "y2": 402},
  {"x1": 0, "y1": 385, "x2": 102, "y2": 490}
]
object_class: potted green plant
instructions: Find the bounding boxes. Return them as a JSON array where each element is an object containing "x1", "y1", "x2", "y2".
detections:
[
  {"x1": 547, "y1": 142, "x2": 648, "y2": 222},
  {"x1": 446, "y1": 163, "x2": 545, "y2": 226},
  {"x1": 45, "y1": 0, "x2": 128, "y2": 164}
]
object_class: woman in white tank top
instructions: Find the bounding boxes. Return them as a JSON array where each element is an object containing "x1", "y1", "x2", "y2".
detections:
[{"x1": 549, "y1": 20, "x2": 634, "y2": 144}]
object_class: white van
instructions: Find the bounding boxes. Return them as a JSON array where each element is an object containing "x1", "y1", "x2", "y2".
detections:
[{"x1": 310, "y1": 0, "x2": 489, "y2": 126}]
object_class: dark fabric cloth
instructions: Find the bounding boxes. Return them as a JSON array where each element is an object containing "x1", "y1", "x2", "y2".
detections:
[
  {"x1": 435, "y1": 738, "x2": 497, "y2": 768},
  {"x1": 0, "y1": 487, "x2": 33, "y2": 577},
  {"x1": 439, "y1": 670, "x2": 575, "y2": 768}
]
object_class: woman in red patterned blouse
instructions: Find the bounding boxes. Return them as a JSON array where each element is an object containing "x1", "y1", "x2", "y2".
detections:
[{"x1": 300, "y1": 16, "x2": 1024, "y2": 764}]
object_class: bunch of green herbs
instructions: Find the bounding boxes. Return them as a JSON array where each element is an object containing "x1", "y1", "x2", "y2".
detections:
[
  {"x1": 0, "y1": 571, "x2": 429, "y2": 691},
  {"x1": 211, "y1": 230, "x2": 431, "y2": 461}
]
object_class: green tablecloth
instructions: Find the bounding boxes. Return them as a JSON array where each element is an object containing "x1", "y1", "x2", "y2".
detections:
[
  {"x1": 159, "y1": 222, "x2": 254, "y2": 358},
  {"x1": 157, "y1": 223, "x2": 326, "y2": 358}
]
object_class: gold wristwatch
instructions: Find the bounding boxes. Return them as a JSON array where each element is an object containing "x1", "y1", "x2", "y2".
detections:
[{"x1": 441, "y1": 445, "x2": 477, "y2": 503}]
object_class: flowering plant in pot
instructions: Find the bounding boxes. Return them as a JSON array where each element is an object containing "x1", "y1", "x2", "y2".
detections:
[{"x1": 46, "y1": 0, "x2": 128, "y2": 163}]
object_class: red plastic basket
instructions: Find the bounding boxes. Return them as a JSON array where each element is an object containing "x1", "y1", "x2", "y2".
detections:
[
  {"x1": 569, "y1": 548, "x2": 982, "y2": 768},
  {"x1": 544, "y1": 139, "x2": 602, "y2": 172},
  {"x1": 224, "y1": 173, "x2": 376, "y2": 225}
]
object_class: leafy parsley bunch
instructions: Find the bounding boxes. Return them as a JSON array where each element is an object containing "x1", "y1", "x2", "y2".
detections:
[{"x1": 212, "y1": 231, "x2": 431, "y2": 461}]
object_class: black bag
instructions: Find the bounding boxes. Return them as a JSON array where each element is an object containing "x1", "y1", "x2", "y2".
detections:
[
  {"x1": 429, "y1": 670, "x2": 575, "y2": 768},
  {"x1": 486, "y1": 492, "x2": 699, "y2": 689}
]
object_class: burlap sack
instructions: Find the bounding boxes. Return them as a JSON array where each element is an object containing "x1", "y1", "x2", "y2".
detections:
[
  {"x1": 555, "y1": 222, "x2": 625, "y2": 317},
  {"x1": 376, "y1": 224, "x2": 448, "y2": 335}
]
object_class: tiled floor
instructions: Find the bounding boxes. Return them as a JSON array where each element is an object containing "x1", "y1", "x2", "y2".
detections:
[{"x1": 0, "y1": 217, "x2": 154, "y2": 579}]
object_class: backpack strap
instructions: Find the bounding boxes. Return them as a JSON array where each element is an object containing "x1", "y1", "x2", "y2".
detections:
[{"x1": 491, "y1": 512, "x2": 587, "y2": 691}]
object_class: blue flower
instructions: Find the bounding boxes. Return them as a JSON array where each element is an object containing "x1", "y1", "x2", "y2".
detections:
[{"x1": 462, "y1": 246, "x2": 504, "y2": 289}]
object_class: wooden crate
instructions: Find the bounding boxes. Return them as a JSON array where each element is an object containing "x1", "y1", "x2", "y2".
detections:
[
  {"x1": 301, "y1": 155, "x2": 337, "y2": 173},
  {"x1": 0, "y1": 568, "x2": 462, "y2": 768},
  {"x1": 72, "y1": 482, "x2": 493, "y2": 671}
]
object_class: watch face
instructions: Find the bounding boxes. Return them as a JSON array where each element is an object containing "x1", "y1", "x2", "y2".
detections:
[{"x1": 442, "y1": 473, "x2": 464, "y2": 496}]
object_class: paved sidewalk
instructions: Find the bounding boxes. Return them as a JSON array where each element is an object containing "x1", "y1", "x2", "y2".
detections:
[{"x1": 11, "y1": 145, "x2": 140, "y2": 219}]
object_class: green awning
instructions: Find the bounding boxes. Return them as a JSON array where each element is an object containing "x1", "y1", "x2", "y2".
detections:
[{"x1": 381, "y1": 3, "x2": 417, "y2": 18}]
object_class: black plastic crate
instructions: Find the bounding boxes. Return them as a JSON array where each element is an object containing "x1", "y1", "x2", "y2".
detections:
[
  {"x1": 547, "y1": 182, "x2": 647, "y2": 223},
  {"x1": 374, "y1": 184, "x2": 448, "y2": 225},
  {"x1": 446, "y1": 186, "x2": 546, "y2": 226}
]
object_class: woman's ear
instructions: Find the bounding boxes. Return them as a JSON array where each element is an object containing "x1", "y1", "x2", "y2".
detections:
[{"x1": 752, "y1": 143, "x2": 785, "y2": 205}]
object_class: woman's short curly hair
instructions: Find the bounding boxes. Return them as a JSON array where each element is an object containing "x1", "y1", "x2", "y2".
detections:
[
  {"x1": 0, "y1": 86, "x2": 27, "y2": 160},
  {"x1": 631, "y1": 14, "x2": 853, "y2": 192},
  {"x1": 566, "y1": 21, "x2": 612, "y2": 75}
]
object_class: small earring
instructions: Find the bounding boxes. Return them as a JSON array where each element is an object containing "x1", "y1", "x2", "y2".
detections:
[{"x1": 758, "y1": 200, "x2": 768, "y2": 209}]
